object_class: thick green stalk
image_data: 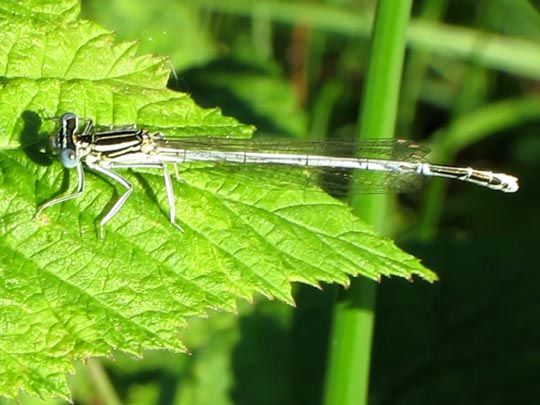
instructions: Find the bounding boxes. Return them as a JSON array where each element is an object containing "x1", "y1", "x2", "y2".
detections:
[{"x1": 323, "y1": 1, "x2": 413, "y2": 404}]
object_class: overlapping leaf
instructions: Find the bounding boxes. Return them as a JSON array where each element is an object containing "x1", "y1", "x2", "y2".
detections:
[{"x1": 0, "y1": 0, "x2": 436, "y2": 399}]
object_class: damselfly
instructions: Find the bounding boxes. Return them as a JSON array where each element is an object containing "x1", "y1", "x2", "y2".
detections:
[{"x1": 36, "y1": 113, "x2": 519, "y2": 238}]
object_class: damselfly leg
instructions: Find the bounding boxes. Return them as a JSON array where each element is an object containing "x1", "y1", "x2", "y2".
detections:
[
  {"x1": 37, "y1": 113, "x2": 184, "y2": 237},
  {"x1": 107, "y1": 162, "x2": 184, "y2": 233},
  {"x1": 85, "y1": 161, "x2": 133, "y2": 239},
  {"x1": 35, "y1": 162, "x2": 86, "y2": 218},
  {"x1": 35, "y1": 113, "x2": 87, "y2": 218}
]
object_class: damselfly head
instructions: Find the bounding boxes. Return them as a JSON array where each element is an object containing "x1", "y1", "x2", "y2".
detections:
[
  {"x1": 54, "y1": 112, "x2": 78, "y2": 148},
  {"x1": 53, "y1": 112, "x2": 80, "y2": 168}
]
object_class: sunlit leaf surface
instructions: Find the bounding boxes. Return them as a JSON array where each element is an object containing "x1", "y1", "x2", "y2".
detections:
[{"x1": 0, "y1": 0, "x2": 435, "y2": 399}]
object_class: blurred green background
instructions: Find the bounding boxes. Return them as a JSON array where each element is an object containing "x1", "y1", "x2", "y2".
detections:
[{"x1": 11, "y1": 0, "x2": 540, "y2": 403}]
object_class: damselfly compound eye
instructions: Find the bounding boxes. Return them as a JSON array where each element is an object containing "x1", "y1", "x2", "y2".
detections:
[{"x1": 60, "y1": 148, "x2": 78, "y2": 168}]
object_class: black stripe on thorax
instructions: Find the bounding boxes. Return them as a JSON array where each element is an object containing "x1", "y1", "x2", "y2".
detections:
[{"x1": 79, "y1": 129, "x2": 146, "y2": 155}]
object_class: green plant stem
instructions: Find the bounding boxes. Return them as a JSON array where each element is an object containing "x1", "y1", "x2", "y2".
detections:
[
  {"x1": 251, "y1": 9, "x2": 273, "y2": 61},
  {"x1": 86, "y1": 358, "x2": 121, "y2": 405},
  {"x1": 309, "y1": 80, "x2": 343, "y2": 140},
  {"x1": 323, "y1": 1, "x2": 413, "y2": 404}
]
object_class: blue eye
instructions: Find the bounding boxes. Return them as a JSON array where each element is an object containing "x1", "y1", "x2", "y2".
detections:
[{"x1": 60, "y1": 149, "x2": 78, "y2": 168}]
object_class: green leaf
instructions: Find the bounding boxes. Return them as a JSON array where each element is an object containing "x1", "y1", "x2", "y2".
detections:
[
  {"x1": 484, "y1": 0, "x2": 540, "y2": 40},
  {"x1": 82, "y1": 0, "x2": 217, "y2": 71},
  {"x1": 0, "y1": 0, "x2": 79, "y2": 22},
  {"x1": 0, "y1": 0, "x2": 436, "y2": 400}
]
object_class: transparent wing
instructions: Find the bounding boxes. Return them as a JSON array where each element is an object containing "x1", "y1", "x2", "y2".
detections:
[
  {"x1": 158, "y1": 137, "x2": 430, "y2": 162},
  {"x1": 175, "y1": 161, "x2": 423, "y2": 196},
  {"x1": 154, "y1": 137, "x2": 428, "y2": 194}
]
